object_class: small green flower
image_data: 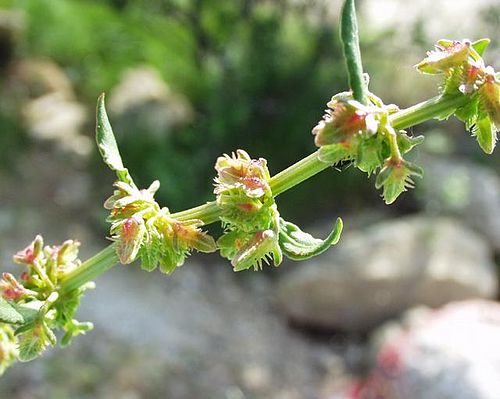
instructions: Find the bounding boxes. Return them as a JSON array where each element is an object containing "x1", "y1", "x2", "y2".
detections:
[
  {"x1": 229, "y1": 229, "x2": 283, "y2": 272},
  {"x1": 13, "y1": 235, "x2": 43, "y2": 266},
  {"x1": 479, "y1": 72, "x2": 500, "y2": 129},
  {"x1": 0, "y1": 273, "x2": 37, "y2": 301},
  {"x1": 356, "y1": 135, "x2": 385, "y2": 175},
  {"x1": 214, "y1": 150, "x2": 271, "y2": 198},
  {"x1": 312, "y1": 98, "x2": 378, "y2": 147},
  {"x1": 375, "y1": 159, "x2": 424, "y2": 204},
  {"x1": 18, "y1": 321, "x2": 56, "y2": 362}
]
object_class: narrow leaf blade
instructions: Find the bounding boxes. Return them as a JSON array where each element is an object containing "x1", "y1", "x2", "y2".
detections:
[{"x1": 96, "y1": 93, "x2": 124, "y2": 172}]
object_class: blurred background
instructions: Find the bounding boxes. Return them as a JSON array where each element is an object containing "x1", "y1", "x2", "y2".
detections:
[{"x1": 0, "y1": 0, "x2": 500, "y2": 398}]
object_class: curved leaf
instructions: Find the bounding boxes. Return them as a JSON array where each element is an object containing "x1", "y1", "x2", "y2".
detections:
[{"x1": 279, "y1": 218, "x2": 343, "y2": 261}]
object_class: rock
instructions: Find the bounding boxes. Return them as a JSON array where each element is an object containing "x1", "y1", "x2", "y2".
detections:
[
  {"x1": 108, "y1": 66, "x2": 193, "y2": 136},
  {"x1": 359, "y1": 300, "x2": 500, "y2": 399},
  {"x1": 22, "y1": 92, "x2": 91, "y2": 156},
  {"x1": 276, "y1": 216, "x2": 498, "y2": 332},
  {"x1": 6, "y1": 59, "x2": 92, "y2": 156},
  {"x1": 69, "y1": 264, "x2": 329, "y2": 399},
  {"x1": 418, "y1": 155, "x2": 500, "y2": 252}
]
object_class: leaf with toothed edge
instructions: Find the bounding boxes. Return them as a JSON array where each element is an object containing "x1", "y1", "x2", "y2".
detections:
[
  {"x1": 473, "y1": 116, "x2": 497, "y2": 154},
  {"x1": 279, "y1": 218, "x2": 343, "y2": 260}
]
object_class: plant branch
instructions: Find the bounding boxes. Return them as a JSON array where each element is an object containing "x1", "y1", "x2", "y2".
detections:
[
  {"x1": 59, "y1": 245, "x2": 117, "y2": 294},
  {"x1": 62, "y1": 92, "x2": 467, "y2": 291}
]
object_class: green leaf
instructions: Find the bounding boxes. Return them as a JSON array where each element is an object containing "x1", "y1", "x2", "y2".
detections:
[
  {"x1": 96, "y1": 94, "x2": 135, "y2": 186},
  {"x1": 455, "y1": 97, "x2": 478, "y2": 128},
  {"x1": 397, "y1": 132, "x2": 424, "y2": 155},
  {"x1": 340, "y1": 0, "x2": 368, "y2": 104},
  {"x1": 473, "y1": 116, "x2": 497, "y2": 154},
  {"x1": 356, "y1": 135, "x2": 384, "y2": 175},
  {"x1": 279, "y1": 218, "x2": 343, "y2": 261},
  {"x1": 18, "y1": 322, "x2": 54, "y2": 362},
  {"x1": 231, "y1": 230, "x2": 282, "y2": 271},
  {"x1": 376, "y1": 160, "x2": 424, "y2": 204},
  {"x1": 158, "y1": 248, "x2": 185, "y2": 275},
  {"x1": 11, "y1": 303, "x2": 41, "y2": 325},
  {"x1": 96, "y1": 93, "x2": 124, "y2": 172},
  {"x1": 472, "y1": 38, "x2": 490, "y2": 57},
  {"x1": 139, "y1": 236, "x2": 161, "y2": 272},
  {"x1": 60, "y1": 320, "x2": 93, "y2": 348},
  {"x1": 0, "y1": 297, "x2": 24, "y2": 324}
]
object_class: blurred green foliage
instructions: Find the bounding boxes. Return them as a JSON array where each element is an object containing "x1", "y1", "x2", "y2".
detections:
[
  {"x1": 3, "y1": 0, "x2": 370, "y2": 219},
  {"x1": 3, "y1": 0, "x2": 498, "y2": 222}
]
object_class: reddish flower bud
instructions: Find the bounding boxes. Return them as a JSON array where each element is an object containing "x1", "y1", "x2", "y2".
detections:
[
  {"x1": 115, "y1": 217, "x2": 146, "y2": 264},
  {"x1": 312, "y1": 99, "x2": 379, "y2": 147},
  {"x1": 0, "y1": 273, "x2": 30, "y2": 301},
  {"x1": 214, "y1": 150, "x2": 271, "y2": 198},
  {"x1": 13, "y1": 235, "x2": 43, "y2": 265}
]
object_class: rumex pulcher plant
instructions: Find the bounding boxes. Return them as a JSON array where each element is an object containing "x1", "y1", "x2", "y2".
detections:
[{"x1": 0, "y1": 0, "x2": 499, "y2": 374}]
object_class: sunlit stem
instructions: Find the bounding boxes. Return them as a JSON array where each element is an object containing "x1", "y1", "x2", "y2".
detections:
[
  {"x1": 59, "y1": 245, "x2": 117, "y2": 294},
  {"x1": 64, "y1": 93, "x2": 468, "y2": 289}
]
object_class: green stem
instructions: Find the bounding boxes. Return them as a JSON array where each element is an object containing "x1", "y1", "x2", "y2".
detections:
[
  {"x1": 389, "y1": 93, "x2": 468, "y2": 129},
  {"x1": 64, "y1": 93, "x2": 466, "y2": 290},
  {"x1": 59, "y1": 244, "x2": 117, "y2": 294}
]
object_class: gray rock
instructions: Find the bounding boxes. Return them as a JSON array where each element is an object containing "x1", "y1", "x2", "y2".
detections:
[
  {"x1": 276, "y1": 216, "x2": 498, "y2": 332},
  {"x1": 362, "y1": 300, "x2": 500, "y2": 399},
  {"x1": 418, "y1": 156, "x2": 500, "y2": 252},
  {"x1": 108, "y1": 66, "x2": 193, "y2": 137}
]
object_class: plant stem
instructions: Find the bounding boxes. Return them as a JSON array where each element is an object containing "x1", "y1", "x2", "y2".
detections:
[
  {"x1": 389, "y1": 93, "x2": 468, "y2": 130},
  {"x1": 59, "y1": 245, "x2": 117, "y2": 294},
  {"x1": 64, "y1": 92, "x2": 467, "y2": 290}
]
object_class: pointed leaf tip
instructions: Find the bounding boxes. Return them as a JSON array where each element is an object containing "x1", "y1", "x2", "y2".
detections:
[
  {"x1": 472, "y1": 38, "x2": 490, "y2": 57},
  {"x1": 96, "y1": 93, "x2": 125, "y2": 172},
  {"x1": 279, "y1": 217, "x2": 343, "y2": 261}
]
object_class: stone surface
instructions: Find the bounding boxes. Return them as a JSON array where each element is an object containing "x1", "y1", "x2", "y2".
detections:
[
  {"x1": 108, "y1": 66, "x2": 193, "y2": 136},
  {"x1": 358, "y1": 300, "x2": 500, "y2": 399},
  {"x1": 6, "y1": 59, "x2": 92, "y2": 156},
  {"x1": 276, "y1": 216, "x2": 498, "y2": 332},
  {"x1": 418, "y1": 156, "x2": 500, "y2": 252},
  {"x1": 0, "y1": 258, "x2": 350, "y2": 399}
]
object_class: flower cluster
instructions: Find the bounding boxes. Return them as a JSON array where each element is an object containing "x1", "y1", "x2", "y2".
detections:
[
  {"x1": 313, "y1": 92, "x2": 424, "y2": 204},
  {"x1": 214, "y1": 150, "x2": 343, "y2": 271},
  {"x1": 214, "y1": 150, "x2": 282, "y2": 271},
  {"x1": 97, "y1": 94, "x2": 216, "y2": 274},
  {"x1": 416, "y1": 39, "x2": 500, "y2": 154},
  {"x1": 0, "y1": 236, "x2": 93, "y2": 374},
  {"x1": 105, "y1": 178, "x2": 216, "y2": 274}
]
